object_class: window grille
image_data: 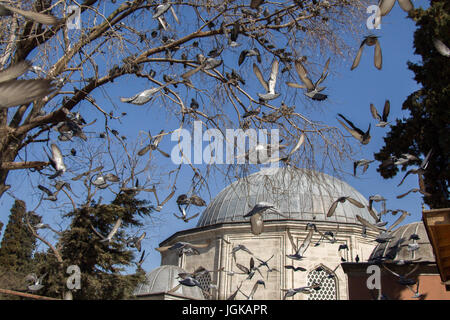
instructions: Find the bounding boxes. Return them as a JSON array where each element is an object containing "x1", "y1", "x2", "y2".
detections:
[
  {"x1": 196, "y1": 272, "x2": 212, "y2": 299},
  {"x1": 307, "y1": 267, "x2": 337, "y2": 300}
]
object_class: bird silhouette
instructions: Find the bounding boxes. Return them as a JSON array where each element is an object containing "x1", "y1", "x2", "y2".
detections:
[
  {"x1": 327, "y1": 196, "x2": 365, "y2": 217},
  {"x1": 253, "y1": 60, "x2": 280, "y2": 101},
  {"x1": 351, "y1": 36, "x2": 382, "y2": 70},
  {"x1": 0, "y1": 60, "x2": 55, "y2": 109},
  {"x1": 286, "y1": 58, "x2": 330, "y2": 101},
  {"x1": 353, "y1": 159, "x2": 374, "y2": 176},
  {"x1": 370, "y1": 100, "x2": 390, "y2": 127},
  {"x1": 337, "y1": 113, "x2": 371, "y2": 145},
  {"x1": 0, "y1": 3, "x2": 61, "y2": 25}
]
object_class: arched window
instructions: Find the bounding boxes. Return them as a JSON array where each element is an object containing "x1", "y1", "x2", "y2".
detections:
[
  {"x1": 196, "y1": 272, "x2": 212, "y2": 299},
  {"x1": 307, "y1": 265, "x2": 338, "y2": 300}
]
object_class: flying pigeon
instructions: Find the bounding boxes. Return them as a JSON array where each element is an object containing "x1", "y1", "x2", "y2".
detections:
[
  {"x1": 396, "y1": 188, "x2": 431, "y2": 199},
  {"x1": 173, "y1": 206, "x2": 200, "y2": 223},
  {"x1": 351, "y1": 36, "x2": 382, "y2": 70},
  {"x1": 244, "y1": 280, "x2": 266, "y2": 300},
  {"x1": 397, "y1": 149, "x2": 432, "y2": 187},
  {"x1": 285, "y1": 265, "x2": 307, "y2": 272},
  {"x1": 250, "y1": 213, "x2": 264, "y2": 236},
  {"x1": 377, "y1": 0, "x2": 414, "y2": 17},
  {"x1": 38, "y1": 185, "x2": 58, "y2": 201},
  {"x1": 0, "y1": 3, "x2": 61, "y2": 25},
  {"x1": 286, "y1": 58, "x2": 330, "y2": 101},
  {"x1": 353, "y1": 159, "x2": 374, "y2": 176},
  {"x1": 231, "y1": 244, "x2": 253, "y2": 261},
  {"x1": 382, "y1": 264, "x2": 419, "y2": 286},
  {"x1": 98, "y1": 218, "x2": 123, "y2": 243},
  {"x1": 337, "y1": 113, "x2": 371, "y2": 145},
  {"x1": 394, "y1": 153, "x2": 419, "y2": 166},
  {"x1": 120, "y1": 85, "x2": 169, "y2": 105},
  {"x1": 281, "y1": 286, "x2": 314, "y2": 299},
  {"x1": 238, "y1": 48, "x2": 261, "y2": 66},
  {"x1": 0, "y1": 60, "x2": 55, "y2": 109},
  {"x1": 25, "y1": 273, "x2": 47, "y2": 291},
  {"x1": 47, "y1": 144, "x2": 66, "y2": 179},
  {"x1": 156, "y1": 241, "x2": 210, "y2": 256},
  {"x1": 127, "y1": 232, "x2": 146, "y2": 252},
  {"x1": 244, "y1": 202, "x2": 285, "y2": 218},
  {"x1": 327, "y1": 196, "x2": 365, "y2": 217},
  {"x1": 286, "y1": 228, "x2": 314, "y2": 260},
  {"x1": 253, "y1": 60, "x2": 280, "y2": 101},
  {"x1": 370, "y1": 100, "x2": 390, "y2": 127}
]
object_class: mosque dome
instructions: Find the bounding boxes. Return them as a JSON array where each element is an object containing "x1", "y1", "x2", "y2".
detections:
[
  {"x1": 369, "y1": 221, "x2": 436, "y2": 263},
  {"x1": 196, "y1": 167, "x2": 375, "y2": 227},
  {"x1": 133, "y1": 265, "x2": 205, "y2": 300}
]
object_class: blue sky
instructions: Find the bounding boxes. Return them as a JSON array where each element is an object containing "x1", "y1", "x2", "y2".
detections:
[{"x1": 0, "y1": 0, "x2": 432, "y2": 274}]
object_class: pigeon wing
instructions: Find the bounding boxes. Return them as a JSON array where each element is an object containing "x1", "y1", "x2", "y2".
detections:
[
  {"x1": 327, "y1": 200, "x2": 339, "y2": 217},
  {"x1": 346, "y1": 197, "x2": 365, "y2": 208},
  {"x1": 433, "y1": 38, "x2": 450, "y2": 57},
  {"x1": 315, "y1": 57, "x2": 330, "y2": 87},
  {"x1": 287, "y1": 229, "x2": 298, "y2": 252},
  {"x1": 253, "y1": 63, "x2": 269, "y2": 92},
  {"x1": 250, "y1": 213, "x2": 264, "y2": 235},
  {"x1": 374, "y1": 39, "x2": 382, "y2": 70},
  {"x1": 370, "y1": 103, "x2": 381, "y2": 121},
  {"x1": 356, "y1": 215, "x2": 383, "y2": 232},
  {"x1": 286, "y1": 81, "x2": 306, "y2": 89},
  {"x1": 397, "y1": 0, "x2": 414, "y2": 12},
  {"x1": 298, "y1": 228, "x2": 314, "y2": 256},
  {"x1": 267, "y1": 59, "x2": 279, "y2": 93},
  {"x1": 106, "y1": 218, "x2": 122, "y2": 240},
  {"x1": 387, "y1": 210, "x2": 409, "y2": 232},
  {"x1": 294, "y1": 60, "x2": 314, "y2": 90},
  {"x1": 378, "y1": 0, "x2": 396, "y2": 16},
  {"x1": 288, "y1": 133, "x2": 305, "y2": 156},
  {"x1": 0, "y1": 79, "x2": 54, "y2": 109},
  {"x1": 3, "y1": 4, "x2": 61, "y2": 25},
  {"x1": 382, "y1": 100, "x2": 390, "y2": 122},
  {"x1": 351, "y1": 41, "x2": 365, "y2": 70},
  {"x1": 51, "y1": 144, "x2": 65, "y2": 171},
  {"x1": 0, "y1": 60, "x2": 31, "y2": 83}
]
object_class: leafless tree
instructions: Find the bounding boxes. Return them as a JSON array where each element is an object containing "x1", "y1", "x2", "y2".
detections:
[{"x1": 0, "y1": 0, "x2": 369, "y2": 203}]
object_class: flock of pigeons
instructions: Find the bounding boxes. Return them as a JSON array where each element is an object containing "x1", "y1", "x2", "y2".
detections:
[{"x1": 2, "y1": 1, "x2": 448, "y2": 300}]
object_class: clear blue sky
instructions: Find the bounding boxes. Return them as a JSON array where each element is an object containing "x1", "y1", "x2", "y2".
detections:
[{"x1": 0, "y1": 0, "x2": 431, "y2": 274}]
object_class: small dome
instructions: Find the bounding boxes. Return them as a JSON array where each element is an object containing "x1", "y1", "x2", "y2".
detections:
[
  {"x1": 369, "y1": 221, "x2": 436, "y2": 263},
  {"x1": 197, "y1": 167, "x2": 375, "y2": 227},
  {"x1": 133, "y1": 265, "x2": 204, "y2": 299}
]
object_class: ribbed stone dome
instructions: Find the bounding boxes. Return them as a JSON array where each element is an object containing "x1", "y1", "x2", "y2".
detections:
[
  {"x1": 133, "y1": 265, "x2": 204, "y2": 299},
  {"x1": 196, "y1": 167, "x2": 376, "y2": 227},
  {"x1": 369, "y1": 221, "x2": 436, "y2": 263}
]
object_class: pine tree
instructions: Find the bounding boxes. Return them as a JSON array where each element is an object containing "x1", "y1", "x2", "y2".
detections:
[
  {"x1": 375, "y1": 0, "x2": 450, "y2": 208},
  {"x1": 37, "y1": 192, "x2": 150, "y2": 299}
]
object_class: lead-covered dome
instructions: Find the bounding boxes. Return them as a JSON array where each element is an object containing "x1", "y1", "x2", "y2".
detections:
[
  {"x1": 196, "y1": 167, "x2": 375, "y2": 227},
  {"x1": 133, "y1": 265, "x2": 205, "y2": 299}
]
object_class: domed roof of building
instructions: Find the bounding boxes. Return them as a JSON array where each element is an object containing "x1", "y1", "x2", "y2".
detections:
[
  {"x1": 133, "y1": 265, "x2": 205, "y2": 299},
  {"x1": 369, "y1": 221, "x2": 436, "y2": 263},
  {"x1": 196, "y1": 167, "x2": 375, "y2": 227}
]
